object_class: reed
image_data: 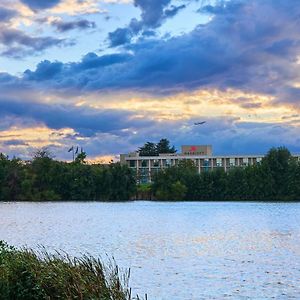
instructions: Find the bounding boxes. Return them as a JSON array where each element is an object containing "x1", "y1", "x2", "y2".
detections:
[{"x1": 0, "y1": 241, "x2": 137, "y2": 300}]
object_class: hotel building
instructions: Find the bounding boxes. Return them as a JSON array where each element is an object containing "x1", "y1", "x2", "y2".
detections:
[{"x1": 120, "y1": 145, "x2": 300, "y2": 183}]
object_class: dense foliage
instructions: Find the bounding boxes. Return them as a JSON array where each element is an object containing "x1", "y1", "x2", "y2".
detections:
[
  {"x1": 0, "y1": 150, "x2": 136, "y2": 201},
  {"x1": 138, "y1": 138, "x2": 176, "y2": 156},
  {"x1": 152, "y1": 147, "x2": 300, "y2": 201},
  {"x1": 1, "y1": 146, "x2": 299, "y2": 202},
  {"x1": 0, "y1": 241, "x2": 133, "y2": 300}
]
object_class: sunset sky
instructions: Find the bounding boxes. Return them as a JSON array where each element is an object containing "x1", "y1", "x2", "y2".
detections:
[{"x1": 1, "y1": 0, "x2": 300, "y2": 161}]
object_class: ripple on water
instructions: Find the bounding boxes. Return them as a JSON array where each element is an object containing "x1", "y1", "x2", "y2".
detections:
[{"x1": 0, "y1": 201, "x2": 300, "y2": 299}]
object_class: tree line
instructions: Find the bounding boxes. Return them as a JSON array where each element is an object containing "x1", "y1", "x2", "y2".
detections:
[
  {"x1": 151, "y1": 147, "x2": 300, "y2": 201},
  {"x1": 1, "y1": 145, "x2": 299, "y2": 201},
  {"x1": 0, "y1": 149, "x2": 136, "y2": 201}
]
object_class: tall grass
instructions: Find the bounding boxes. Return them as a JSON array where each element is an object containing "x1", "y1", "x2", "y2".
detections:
[{"x1": 0, "y1": 241, "x2": 141, "y2": 300}]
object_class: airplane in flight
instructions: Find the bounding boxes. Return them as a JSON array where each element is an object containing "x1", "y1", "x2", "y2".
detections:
[{"x1": 194, "y1": 121, "x2": 206, "y2": 125}]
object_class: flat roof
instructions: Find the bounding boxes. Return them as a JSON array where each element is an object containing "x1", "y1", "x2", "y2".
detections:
[
  {"x1": 121, "y1": 153, "x2": 300, "y2": 160},
  {"x1": 123, "y1": 154, "x2": 266, "y2": 160}
]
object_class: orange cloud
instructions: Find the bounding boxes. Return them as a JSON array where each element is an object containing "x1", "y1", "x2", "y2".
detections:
[{"x1": 82, "y1": 88, "x2": 296, "y2": 125}]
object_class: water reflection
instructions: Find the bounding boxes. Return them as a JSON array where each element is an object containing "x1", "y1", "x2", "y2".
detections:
[{"x1": 0, "y1": 201, "x2": 299, "y2": 299}]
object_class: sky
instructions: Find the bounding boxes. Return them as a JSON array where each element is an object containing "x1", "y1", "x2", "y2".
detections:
[{"x1": 1, "y1": 0, "x2": 300, "y2": 162}]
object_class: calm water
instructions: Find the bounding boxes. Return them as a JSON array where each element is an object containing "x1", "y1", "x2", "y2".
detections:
[{"x1": 0, "y1": 201, "x2": 300, "y2": 299}]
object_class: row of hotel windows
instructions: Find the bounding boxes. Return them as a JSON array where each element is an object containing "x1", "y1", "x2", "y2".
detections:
[
  {"x1": 128, "y1": 157, "x2": 263, "y2": 168},
  {"x1": 184, "y1": 152, "x2": 206, "y2": 155}
]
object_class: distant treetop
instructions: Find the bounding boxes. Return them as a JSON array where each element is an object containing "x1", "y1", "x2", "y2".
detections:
[{"x1": 138, "y1": 139, "x2": 176, "y2": 156}]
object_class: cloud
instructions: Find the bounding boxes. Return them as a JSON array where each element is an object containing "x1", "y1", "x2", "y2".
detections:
[
  {"x1": 0, "y1": 27, "x2": 68, "y2": 58},
  {"x1": 23, "y1": 52, "x2": 132, "y2": 82},
  {"x1": 51, "y1": 19, "x2": 96, "y2": 32},
  {"x1": 2, "y1": 0, "x2": 300, "y2": 159},
  {"x1": 17, "y1": 0, "x2": 300, "y2": 106},
  {"x1": 24, "y1": 60, "x2": 63, "y2": 80},
  {"x1": 164, "y1": 4, "x2": 186, "y2": 18},
  {"x1": 20, "y1": 0, "x2": 61, "y2": 10},
  {"x1": 2, "y1": 139, "x2": 29, "y2": 146},
  {"x1": 0, "y1": 98, "x2": 154, "y2": 136},
  {"x1": 50, "y1": 0, "x2": 103, "y2": 15},
  {"x1": 108, "y1": 28, "x2": 133, "y2": 47},
  {"x1": 0, "y1": 7, "x2": 17, "y2": 22},
  {"x1": 108, "y1": 0, "x2": 186, "y2": 46},
  {"x1": 134, "y1": 0, "x2": 171, "y2": 28},
  {"x1": 0, "y1": 92, "x2": 299, "y2": 160}
]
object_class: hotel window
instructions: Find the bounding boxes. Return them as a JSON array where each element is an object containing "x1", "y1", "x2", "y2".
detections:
[
  {"x1": 165, "y1": 159, "x2": 172, "y2": 167},
  {"x1": 216, "y1": 158, "x2": 222, "y2": 167},
  {"x1": 229, "y1": 158, "x2": 235, "y2": 166},
  {"x1": 242, "y1": 158, "x2": 248, "y2": 166},
  {"x1": 129, "y1": 160, "x2": 136, "y2": 168},
  {"x1": 141, "y1": 160, "x2": 148, "y2": 167},
  {"x1": 204, "y1": 159, "x2": 210, "y2": 167},
  {"x1": 153, "y1": 159, "x2": 159, "y2": 167}
]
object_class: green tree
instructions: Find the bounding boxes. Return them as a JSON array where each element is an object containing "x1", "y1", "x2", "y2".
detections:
[
  {"x1": 97, "y1": 163, "x2": 136, "y2": 200},
  {"x1": 197, "y1": 171, "x2": 213, "y2": 200},
  {"x1": 156, "y1": 180, "x2": 187, "y2": 201},
  {"x1": 69, "y1": 163, "x2": 95, "y2": 200},
  {"x1": 152, "y1": 160, "x2": 197, "y2": 200},
  {"x1": 138, "y1": 139, "x2": 176, "y2": 156},
  {"x1": 0, "y1": 153, "x2": 10, "y2": 200},
  {"x1": 226, "y1": 167, "x2": 248, "y2": 200},
  {"x1": 287, "y1": 159, "x2": 300, "y2": 200},
  {"x1": 156, "y1": 138, "x2": 176, "y2": 154},
  {"x1": 210, "y1": 168, "x2": 227, "y2": 200},
  {"x1": 29, "y1": 148, "x2": 60, "y2": 200},
  {"x1": 74, "y1": 151, "x2": 87, "y2": 164},
  {"x1": 261, "y1": 147, "x2": 292, "y2": 199},
  {"x1": 138, "y1": 142, "x2": 158, "y2": 156},
  {"x1": 4, "y1": 158, "x2": 24, "y2": 201}
]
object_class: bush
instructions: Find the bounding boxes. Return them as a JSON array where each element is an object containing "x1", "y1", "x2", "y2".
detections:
[{"x1": 0, "y1": 241, "x2": 134, "y2": 300}]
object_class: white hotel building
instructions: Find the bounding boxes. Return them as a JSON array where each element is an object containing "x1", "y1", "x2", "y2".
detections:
[{"x1": 120, "y1": 145, "x2": 275, "y2": 183}]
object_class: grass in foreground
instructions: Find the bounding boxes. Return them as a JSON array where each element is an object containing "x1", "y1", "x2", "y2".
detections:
[{"x1": 0, "y1": 241, "x2": 139, "y2": 300}]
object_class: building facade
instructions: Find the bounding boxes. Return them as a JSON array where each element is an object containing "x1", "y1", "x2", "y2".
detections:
[{"x1": 120, "y1": 145, "x2": 299, "y2": 183}]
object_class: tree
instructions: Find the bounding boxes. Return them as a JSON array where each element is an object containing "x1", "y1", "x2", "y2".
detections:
[
  {"x1": 156, "y1": 138, "x2": 176, "y2": 154},
  {"x1": 69, "y1": 163, "x2": 95, "y2": 200},
  {"x1": 4, "y1": 158, "x2": 24, "y2": 201},
  {"x1": 0, "y1": 153, "x2": 10, "y2": 200},
  {"x1": 152, "y1": 160, "x2": 197, "y2": 200},
  {"x1": 156, "y1": 180, "x2": 187, "y2": 201},
  {"x1": 33, "y1": 147, "x2": 54, "y2": 160},
  {"x1": 95, "y1": 163, "x2": 136, "y2": 200},
  {"x1": 138, "y1": 139, "x2": 176, "y2": 156},
  {"x1": 30, "y1": 148, "x2": 60, "y2": 200},
  {"x1": 74, "y1": 151, "x2": 87, "y2": 164},
  {"x1": 287, "y1": 159, "x2": 300, "y2": 200},
  {"x1": 226, "y1": 167, "x2": 248, "y2": 200},
  {"x1": 138, "y1": 142, "x2": 158, "y2": 156},
  {"x1": 209, "y1": 168, "x2": 227, "y2": 200},
  {"x1": 261, "y1": 147, "x2": 292, "y2": 199}
]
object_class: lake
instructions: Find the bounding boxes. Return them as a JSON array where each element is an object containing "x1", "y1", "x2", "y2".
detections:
[{"x1": 0, "y1": 201, "x2": 299, "y2": 299}]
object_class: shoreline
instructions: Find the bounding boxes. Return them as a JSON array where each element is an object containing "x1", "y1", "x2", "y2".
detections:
[{"x1": 1, "y1": 199, "x2": 300, "y2": 203}]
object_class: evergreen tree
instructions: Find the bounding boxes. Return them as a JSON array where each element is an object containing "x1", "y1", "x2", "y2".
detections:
[
  {"x1": 138, "y1": 139, "x2": 176, "y2": 156},
  {"x1": 156, "y1": 138, "x2": 176, "y2": 154},
  {"x1": 138, "y1": 142, "x2": 158, "y2": 156}
]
